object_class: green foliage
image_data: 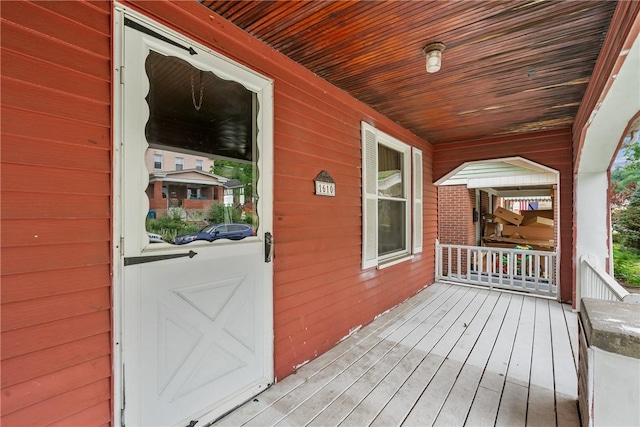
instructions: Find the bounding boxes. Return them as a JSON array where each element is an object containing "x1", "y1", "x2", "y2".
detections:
[
  {"x1": 206, "y1": 203, "x2": 242, "y2": 224},
  {"x1": 146, "y1": 208, "x2": 199, "y2": 243},
  {"x1": 212, "y1": 159, "x2": 253, "y2": 197},
  {"x1": 611, "y1": 137, "x2": 640, "y2": 209},
  {"x1": 613, "y1": 244, "x2": 640, "y2": 287},
  {"x1": 611, "y1": 166, "x2": 640, "y2": 192},
  {"x1": 617, "y1": 187, "x2": 640, "y2": 250}
]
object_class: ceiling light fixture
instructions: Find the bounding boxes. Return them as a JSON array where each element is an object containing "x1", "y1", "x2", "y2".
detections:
[{"x1": 422, "y1": 42, "x2": 446, "y2": 73}]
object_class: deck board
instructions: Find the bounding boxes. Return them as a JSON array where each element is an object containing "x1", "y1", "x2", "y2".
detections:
[{"x1": 213, "y1": 282, "x2": 579, "y2": 427}]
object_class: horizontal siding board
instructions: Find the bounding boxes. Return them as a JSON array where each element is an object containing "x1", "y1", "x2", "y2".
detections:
[
  {"x1": 1, "y1": 378, "x2": 110, "y2": 426},
  {"x1": 1, "y1": 265, "x2": 110, "y2": 303},
  {"x1": 2, "y1": 77, "x2": 110, "y2": 127},
  {"x1": 2, "y1": 218, "x2": 111, "y2": 247},
  {"x1": 274, "y1": 254, "x2": 361, "y2": 286},
  {"x1": 48, "y1": 400, "x2": 112, "y2": 427},
  {"x1": 1, "y1": 107, "x2": 111, "y2": 149},
  {"x1": 35, "y1": 0, "x2": 111, "y2": 36},
  {"x1": 274, "y1": 226, "x2": 360, "y2": 245},
  {"x1": 275, "y1": 240, "x2": 361, "y2": 272},
  {"x1": 274, "y1": 104, "x2": 358, "y2": 147},
  {"x1": 272, "y1": 156, "x2": 360, "y2": 179},
  {"x1": 277, "y1": 79, "x2": 362, "y2": 125},
  {"x1": 1, "y1": 49, "x2": 110, "y2": 102},
  {"x1": 2, "y1": 310, "x2": 110, "y2": 360},
  {"x1": 276, "y1": 128, "x2": 361, "y2": 164},
  {"x1": 274, "y1": 150, "x2": 362, "y2": 177},
  {"x1": 1, "y1": 356, "x2": 110, "y2": 415},
  {"x1": 1, "y1": 1, "x2": 110, "y2": 57},
  {"x1": 1, "y1": 1, "x2": 111, "y2": 422},
  {"x1": 2, "y1": 135, "x2": 110, "y2": 172},
  {"x1": 273, "y1": 201, "x2": 361, "y2": 217},
  {"x1": 0, "y1": 21, "x2": 111, "y2": 81},
  {"x1": 1, "y1": 192, "x2": 110, "y2": 219},
  {"x1": 1, "y1": 333, "x2": 111, "y2": 388},
  {"x1": 2, "y1": 163, "x2": 110, "y2": 195},
  {"x1": 274, "y1": 262, "x2": 361, "y2": 298},
  {"x1": 1, "y1": 287, "x2": 110, "y2": 332},
  {"x1": 0, "y1": 242, "x2": 109, "y2": 276}
]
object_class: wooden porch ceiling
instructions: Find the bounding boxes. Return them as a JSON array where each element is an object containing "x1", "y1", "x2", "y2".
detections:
[{"x1": 201, "y1": 0, "x2": 616, "y2": 144}]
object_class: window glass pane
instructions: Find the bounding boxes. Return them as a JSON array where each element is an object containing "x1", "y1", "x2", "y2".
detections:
[
  {"x1": 145, "y1": 51, "x2": 255, "y2": 162},
  {"x1": 143, "y1": 51, "x2": 259, "y2": 245},
  {"x1": 378, "y1": 144, "x2": 403, "y2": 197},
  {"x1": 378, "y1": 200, "x2": 406, "y2": 256}
]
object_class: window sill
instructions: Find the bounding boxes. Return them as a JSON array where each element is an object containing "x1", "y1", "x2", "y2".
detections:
[{"x1": 377, "y1": 254, "x2": 414, "y2": 270}]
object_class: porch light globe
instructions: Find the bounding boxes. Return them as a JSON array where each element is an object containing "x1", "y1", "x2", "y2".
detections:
[{"x1": 426, "y1": 50, "x2": 442, "y2": 73}]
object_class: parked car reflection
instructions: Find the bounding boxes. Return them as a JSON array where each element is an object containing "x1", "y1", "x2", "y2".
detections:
[
  {"x1": 147, "y1": 232, "x2": 165, "y2": 243},
  {"x1": 174, "y1": 223, "x2": 254, "y2": 245}
]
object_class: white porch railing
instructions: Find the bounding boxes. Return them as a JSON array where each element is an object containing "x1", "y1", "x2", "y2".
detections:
[
  {"x1": 435, "y1": 239, "x2": 557, "y2": 298},
  {"x1": 580, "y1": 254, "x2": 640, "y2": 304}
]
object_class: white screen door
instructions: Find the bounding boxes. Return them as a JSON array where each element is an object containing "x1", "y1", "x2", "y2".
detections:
[{"x1": 117, "y1": 9, "x2": 273, "y2": 427}]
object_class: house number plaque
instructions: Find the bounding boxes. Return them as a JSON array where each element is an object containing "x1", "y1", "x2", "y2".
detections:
[{"x1": 314, "y1": 170, "x2": 336, "y2": 197}]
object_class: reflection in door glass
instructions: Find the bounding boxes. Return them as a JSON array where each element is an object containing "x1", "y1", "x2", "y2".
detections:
[{"x1": 143, "y1": 51, "x2": 258, "y2": 245}]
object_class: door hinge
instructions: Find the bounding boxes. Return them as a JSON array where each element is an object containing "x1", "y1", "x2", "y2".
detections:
[{"x1": 119, "y1": 65, "x2": 125, "y2": 85}]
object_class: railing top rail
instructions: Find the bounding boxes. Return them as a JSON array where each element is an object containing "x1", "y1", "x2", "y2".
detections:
[
  {"x1": 437, "y1": 243, "x2": 556, "y2": 257},
  {"x1": 581, "y1": 254, "x2": 629, "y2": 301}
]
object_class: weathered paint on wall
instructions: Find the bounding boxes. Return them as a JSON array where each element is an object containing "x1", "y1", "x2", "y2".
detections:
[{"x1": 433, "y1": 128, "x2": 574, "y2": 303}]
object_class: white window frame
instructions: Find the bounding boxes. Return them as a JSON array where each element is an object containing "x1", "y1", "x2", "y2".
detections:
[
  {"x1": 175, "y1": 156, "x2": 184, "y2": 171},
  {"x1": 153, "y1": 154, "x2": 163, "y2": 170},
  {"x1": 195, "y1": 159, "x2": 203, "y2": 171},
  {"x1": 362, "y1": 122, "x2": 423, "y2": 269}
]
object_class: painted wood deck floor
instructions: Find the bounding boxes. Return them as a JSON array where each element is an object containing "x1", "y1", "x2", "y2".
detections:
[{"x1": 214, "y1": 282, "x2": 580, "y2": 427}]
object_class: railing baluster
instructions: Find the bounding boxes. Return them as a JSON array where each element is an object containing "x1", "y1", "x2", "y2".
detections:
[
  {"x1": 580, "y1": 254, "x2": 631, "y2": 303},
  {"x1": 534, "y1": 254, "x2": 540, "y2": 291},
  {"x1": 467, "y1": 249, "x2": 472, "y2": 282}
]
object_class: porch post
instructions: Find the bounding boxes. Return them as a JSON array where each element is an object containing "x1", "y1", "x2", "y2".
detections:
[{"x1": 575, "y1": 171, "x2": 610, "y2": 305}]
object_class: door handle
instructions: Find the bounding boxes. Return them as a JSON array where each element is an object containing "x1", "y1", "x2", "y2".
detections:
[
  {"x1": 124, "y1": 250, "x2": 198, "y2": 266},
  {"x1": 265, "y1": 232, "x2": 273, "y2": 263}
]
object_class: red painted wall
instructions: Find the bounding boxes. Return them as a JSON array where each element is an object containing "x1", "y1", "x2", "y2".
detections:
[
  {"x1": 2, "y1": 1, "x2": 436, "y2": 424},
  {"x1": 433, "y1": 128, "x2": 574, "y2": 303},
  {"x1": 1, "y1": 0, "x2": 113, "y2": 424}
]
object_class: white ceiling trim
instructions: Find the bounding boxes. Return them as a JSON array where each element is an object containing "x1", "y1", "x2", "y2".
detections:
[
  {"x1": 466, "y1": 172, "x2": 557, "y2": 189},
  {"x1": 435, "y1": 156, "x2": 558, "y2": 186}
]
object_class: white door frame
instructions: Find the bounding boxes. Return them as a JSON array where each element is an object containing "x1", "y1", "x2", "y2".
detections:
[{"x1": 112, "y1": 5, "x2": 274, "y2": 425}]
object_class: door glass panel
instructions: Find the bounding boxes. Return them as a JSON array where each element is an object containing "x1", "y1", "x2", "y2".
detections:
[{"x1": 143, "y1": 51, "x2": 258, "y2": 245}]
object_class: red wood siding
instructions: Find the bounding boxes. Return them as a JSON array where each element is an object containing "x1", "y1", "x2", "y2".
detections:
[
  {"x1": 123, "y1": 0, "x2": 436, "y2": 381},
  {"x1": 433, "y1": 128, "x2": 574, "y2": 303},
  {"x1": 1, "y1": 0, "x2": 112, "y2": 424}
]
